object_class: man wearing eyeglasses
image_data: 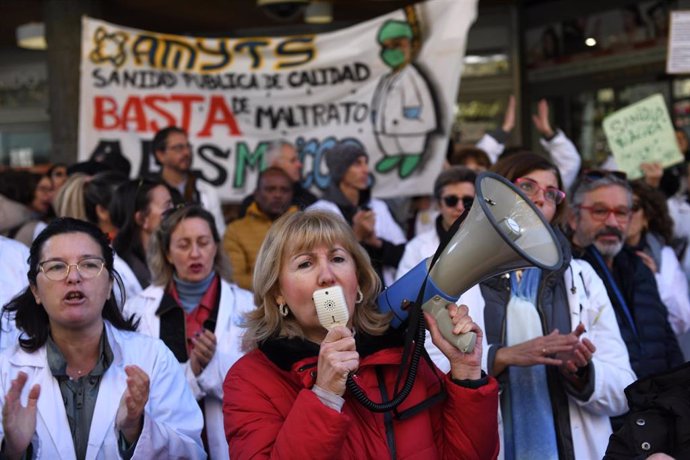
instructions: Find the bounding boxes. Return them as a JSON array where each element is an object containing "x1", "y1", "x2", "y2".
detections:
[
  {"x1": 151, "y1": 126, "x2": 226, "y2": 236},
  {"x1": 568, "y1": 171, "x2": 683, "y2": 392}
]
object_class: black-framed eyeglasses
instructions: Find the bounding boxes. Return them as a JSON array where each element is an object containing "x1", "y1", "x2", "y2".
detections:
[
  {"x1": 515, "y1": 177, "x2": 566, "y2": 205},
  {"x1": 38, "y1": 257, "x2": 106, "y2": 281},
  {"x1": 581, "y1": 169, "x2": 628, "y2": 182},
  {"x1": 441, "y1": 195, "x2": 474, "y2": 209}
]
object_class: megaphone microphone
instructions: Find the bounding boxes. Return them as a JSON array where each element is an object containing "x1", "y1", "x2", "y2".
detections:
[{"x1": 377, "y1": 171, "x2": 563, "y2": 352}]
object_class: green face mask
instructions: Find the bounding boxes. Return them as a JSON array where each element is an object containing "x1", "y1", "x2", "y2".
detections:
[{"x1": 381, "y1": 48, "x2": 406, "y2": 68}]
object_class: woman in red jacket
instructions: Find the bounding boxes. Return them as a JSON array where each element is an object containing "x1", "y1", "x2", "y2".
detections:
[{"x1": 223, "y1": 210, "x2": 499, "y2": 459}]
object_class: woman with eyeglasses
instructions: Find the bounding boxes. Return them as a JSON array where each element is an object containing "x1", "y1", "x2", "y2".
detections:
[
  {"x1": 626, "y1": 181, "x2": 690, "y2": 338},
  {"x1": 123, "y1": 204, "x2": 254, "y2": 460},
  {"x1": 480, "y1": 153, "x2": 635, "y2": 460},
  {"x1": 0, "y1": 218, "x2": 204, "y2": 459}
]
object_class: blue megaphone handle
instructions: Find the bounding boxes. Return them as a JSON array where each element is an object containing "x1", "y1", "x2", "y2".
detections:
[{"x1": 377, "y1": 259, "x2": 456, "y2": 328}]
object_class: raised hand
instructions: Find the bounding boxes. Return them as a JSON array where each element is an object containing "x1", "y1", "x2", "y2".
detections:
[
  {"x1": 2, "y1": 372, "x2": 40, "y2": 459},
  {"x1": 640, "y1": 162, "x2": 663, "y2": 188},
  {"x1": 315, "y1": 326, "x2": 359, "y2": 396},
  {"x1": 502, "y1": 95, "x2": 516, "y2": 133},
  {"x1": 532, "y1": 98, "x2": 555, "y2": 138},
  {"x1": 115, "y1": 365, "x2": 150, "y2": 444},
  {"x1": 190, "y1": 329, "x2": 217, "y2": 376},
  {"x1": 425, "y1": 303, "x2": 482, "y2": 381}
]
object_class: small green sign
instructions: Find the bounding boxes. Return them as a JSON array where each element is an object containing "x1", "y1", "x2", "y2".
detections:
[{"x1": 603, "y1": 94, "x2": 683, "y2": 180}]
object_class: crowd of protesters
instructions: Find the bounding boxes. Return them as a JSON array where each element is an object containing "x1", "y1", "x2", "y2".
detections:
[{"x1": 1, "y1": 96, "x2": 689, "y2": 458}]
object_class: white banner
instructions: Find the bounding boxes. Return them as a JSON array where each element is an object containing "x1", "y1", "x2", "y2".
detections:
[{"x1": 78, "y1": 0, "x2": 477, "y2": 202}]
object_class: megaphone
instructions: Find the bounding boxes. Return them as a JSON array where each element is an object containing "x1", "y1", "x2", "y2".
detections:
[{"x1": 378, "y1": 171, "x2": 563, "y2": 352}]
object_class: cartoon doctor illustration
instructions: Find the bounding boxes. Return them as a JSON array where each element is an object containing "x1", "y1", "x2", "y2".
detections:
[{"x1": 371, "y1": 19, "x2": 439, "y2": 178}]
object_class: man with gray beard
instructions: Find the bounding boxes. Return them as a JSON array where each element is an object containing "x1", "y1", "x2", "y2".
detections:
[{"x1": 568, "y1": 170, "x2": 683, "y2": 387}]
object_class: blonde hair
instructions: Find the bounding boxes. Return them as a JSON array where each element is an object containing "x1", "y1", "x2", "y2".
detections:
[
  {"x1": 52, "y1": 173, "x2": 89, "y2": 221},
  {"x1": 243, "y1": 210, "x2": 390, "y2": 351},
  {"x1": 147, "y1": 204, "x2": 232, "y2": 286}
]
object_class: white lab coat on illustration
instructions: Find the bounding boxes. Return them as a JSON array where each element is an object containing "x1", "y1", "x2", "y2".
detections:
[{"x1": 371, "y1": 64, "x2": 437, "y2": 156}]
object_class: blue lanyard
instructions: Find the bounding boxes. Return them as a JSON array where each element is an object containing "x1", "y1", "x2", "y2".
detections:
[{"x1": 589, "y1": 247, "x2": 639, "y2": 337}]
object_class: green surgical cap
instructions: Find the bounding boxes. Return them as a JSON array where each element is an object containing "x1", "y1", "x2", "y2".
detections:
[{"x1": 377, "y1": 20, "x2": 413, "y2": 43}]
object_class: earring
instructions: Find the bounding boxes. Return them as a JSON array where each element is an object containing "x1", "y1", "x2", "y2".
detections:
[
  {"x1": 356, "y1": 288, "x2": 364, "y2": 304},
  {"x1": 279, "y1": 303, "x2": 289, "y2": 317}
]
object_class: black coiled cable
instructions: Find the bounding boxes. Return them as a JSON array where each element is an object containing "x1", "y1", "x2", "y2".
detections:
[
  {"x1": 345, "y1": 305, "x2": 426, "y2": 412},
  {"x1": 346, "y1": 205, "x2": 471, "y2": 413}
]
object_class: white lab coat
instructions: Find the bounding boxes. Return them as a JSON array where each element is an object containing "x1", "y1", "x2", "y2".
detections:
[
  {"x1": 668, "y1": 194, "x2": 690, "y2": 284},
  {"x1": 196, "y1": 180, "x2": 226, "y2": 238},
  {"x1": 0, "y1": 322, "x2": 205, "y2": 459},
  {"x1": 0, "y1": 236, "x2": 29, "y2": 308},
  {"x1": 487, "y1": 260, "x2": 635, "y2": 460},
  {"x1": 0, "y1": 237, "x2": 29, "y2": 353},
  {"x1": 371, "y1": 64, "x2": 437, "y2": 156},
  {"x1": 113, "y1": 252, "x2": 142, "y2": 308},
  {"x1": 123, "y1": 280, "x2": 255, "y2": 460},
  {"x1": 654, "y1": 245, "x2": 690, "y2": 335},
  {"x1": 562, "y1": 259, "x2": 636, "y2": 460}
]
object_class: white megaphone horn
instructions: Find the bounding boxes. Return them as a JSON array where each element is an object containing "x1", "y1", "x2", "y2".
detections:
[{"x1": 377, "y1": 171, "x2": 563, "y2": 352}]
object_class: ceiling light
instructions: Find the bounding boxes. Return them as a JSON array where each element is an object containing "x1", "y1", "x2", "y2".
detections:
[
  {"x1": 585, "y1": 37, "x2": 597, "y2": 47},
  {"x1": 305, "y1": 2, "x2": 333, "y2": 24},
  {"x1": 16, "y1": 22, "x2": 46, "y2": 50}
]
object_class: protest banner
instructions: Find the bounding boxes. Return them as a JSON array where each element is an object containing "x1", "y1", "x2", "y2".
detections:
[
  {"x1": 667, "y1": 10, "x2": 690, "y2": 74},
  {"x1": 602, "y1": 94, "x2": 683, "y2": 180},
  {"x1": 78, "y1": 0, "x2": 478, "y2": 202}
]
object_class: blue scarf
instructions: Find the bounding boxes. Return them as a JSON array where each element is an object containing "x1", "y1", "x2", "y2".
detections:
[
  {"x1": 504, "y1": 268, "x2": 559, "y2": 460},
  {"x1": 173, "y1": 271, "x2": 216, "y2": 313}
]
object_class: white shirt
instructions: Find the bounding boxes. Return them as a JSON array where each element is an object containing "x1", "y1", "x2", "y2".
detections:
[{"x1": 0, "y1": 237, "x2": 29, "y2": 352}]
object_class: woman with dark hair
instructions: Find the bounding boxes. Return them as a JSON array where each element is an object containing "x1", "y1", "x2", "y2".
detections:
[
  {"x1": 83, "y1": 170, "x2": 128, "y2": 241},
  {"x1": 110, "y1": 178, "x2": 178, "y2": 291},
  {"x1": 626, "y1": 180, "x2": 690, "y2": 336},
  {"x1": 47, "y1": 163, "x2": 68, "y2": 190},
  {"x1": 223, "y1": 210, "x2": 499, "y2": 459},
  {"x1": 124, "y1": 204, "x2": 254, "y2": 460},
  {"x1": 0, "y1": 170, "x2": 52, "y2": 246},
  {"x1": 482, "y1": 153, "x2": 635, "y2": 459},
  {"x1": 0, "y1": 217, "x2": 204, "y2": 458}
]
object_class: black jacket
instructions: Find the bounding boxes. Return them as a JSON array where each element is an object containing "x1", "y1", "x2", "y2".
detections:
[
  {"x1": 573, "y1": 245, "x2": 684, "y2": 380},
  {"x1": 605, "y1": 362, "x2": 690, "y2": 459}
]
